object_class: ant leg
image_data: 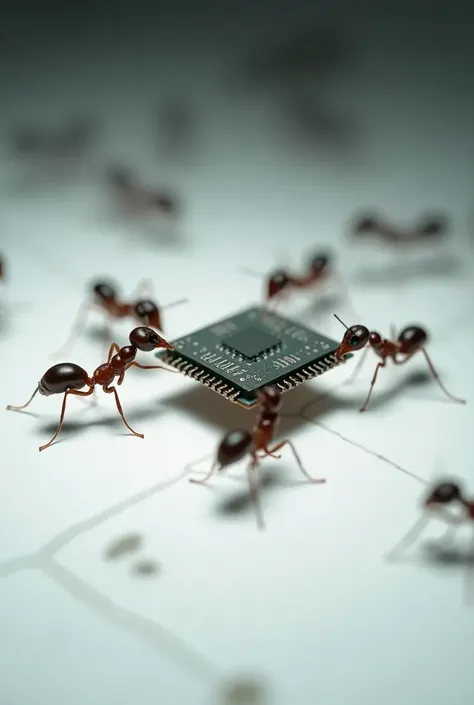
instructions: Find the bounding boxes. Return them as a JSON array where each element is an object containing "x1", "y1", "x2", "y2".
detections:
[
  {"x1": 347, "y1": 345, "x2": 369, "y2": 384},
  {"x1": 189, "y1": 461, "x2": 219, "y2": 485},
  {"x1": 107, "y1": 342, "x2": 121, "y2": 363},
  {"x1": 417, "y1": 348, "x2": 465, "y2": 404},
  {"x1": 103, "y1": 385, "x2": 144, "y2": 439},
  {"x1": 39, "y1": 387, "x2": 94, "y2": 452},
  {"x1": 247, "y1": 453, "x2": 265, "y2": 530},
  {"x1": 6, "y1": 386, "x2": 39, "y2": 411},
  {"x1": 50, "y1": 299, "x2": 98, "y2": 359},
  {"x1": 264, "y1": 440, "x2": 326, "y2": 483},
  {"x1": 359, "y1": 361, "x2": 385, "y2": 412},
  {"x1": 386, "y1": 514, "x2": 431, "y2": 559},
  {"x1": 125, "y1": 361, "x2": 179, "y2": 374},
  {"x1": 128, "y1": 278, "x2": 155, "y2": 301}
]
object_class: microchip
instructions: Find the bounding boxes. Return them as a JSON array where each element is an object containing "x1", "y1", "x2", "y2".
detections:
[{"x1": 156, "y1": 305, "x2": 348, "y2": 409}]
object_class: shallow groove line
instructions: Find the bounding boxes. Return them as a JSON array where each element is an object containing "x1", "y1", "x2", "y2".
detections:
[
  {"x1": 304, "y1": 416, "x2": 427, "y2": 485},
  {"x1": 45, "y1": 559, "x2": 220, "y2": 679}
]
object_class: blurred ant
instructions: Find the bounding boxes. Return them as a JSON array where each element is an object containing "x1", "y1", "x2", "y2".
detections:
[
  {"x1": 189, "y1": 385, "x2": 325, "y2": 529},
  {"x1": 7, "y1": 326, "x2": 174, "y2": 452},
  {"x1": 12, "y1": 118, "x2": 97, "y2": 162},
  {"x1": 388, "y1": 480, "x2": 474, "y2": 598},
  {"x1": 0, "y1": 254, "x2": 4, "y2": 282},
  {"x1": 242, "y1": 251, "x2": 348, "y2": 305},
  {"x1": 333, "y1": 314, "x2": 466, "y2": 412},
  {"x1": 107, "y1": 167, "x2": 177, "y2": 217},
  {"x1": 51, "y1": 277, "x2": 186, "y2": 358},
  {"x1": 350, "y1": 212, "x2": 449, "y2": 247}
]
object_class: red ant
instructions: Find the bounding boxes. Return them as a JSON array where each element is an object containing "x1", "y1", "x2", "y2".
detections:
[
  {"x1": 242, "y1": 251, "x2": 347, "y2": 305},
  {"x1": 51, "y1": 278, "x2": 186, "y2": 358},
  {"x1": 107, "y1": 167, "x2": 177, "y2": 217},
  {"x1": 0, "y1": 254, "x2": 4, "y2": 281},
  {"x1": 189, "y1": 385, "x2": 325, "y2": 529},
  {"x1": 351, "y1": 212, "x2": 448, "y2": 246},
  {"x1": 388, "y1": 481, "x2": 474, "y2": 599},
  {"x1": 6, "y1": 326, "x2": 174, "y2": 452},
  {"x1": 333, "y1": 314, "x2": 466, "y2": 412}
]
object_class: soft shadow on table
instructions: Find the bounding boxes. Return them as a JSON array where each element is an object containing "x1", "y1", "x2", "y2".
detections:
[
  {"x1": 161, "y1": 381, "x2": 345, "y2": 437},
  {"x1": 103, "y1": 532, "x2": 161, "y2": 579},
  {"x1": 352, "y1": 253, "x2": 462, "y2": 287},
  {"x1": 35, "y1": 399, "x2": 166, "y2": 443}
]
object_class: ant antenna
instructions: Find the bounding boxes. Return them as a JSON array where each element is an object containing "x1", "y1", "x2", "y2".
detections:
[{"x1": 334, "y1": 314, "x2": 348, "y2": 329}]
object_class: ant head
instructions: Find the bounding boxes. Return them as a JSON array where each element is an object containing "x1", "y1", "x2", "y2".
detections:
[
  {"x1": 310, "y1": 252, "x2": 330, "y2": 274},
  {"x1": 369, "y1": 331, "x2": 382, "y2": 347},
  {"x1": 267, "y1": 269, "x2": 290, "y2": 299},
  {"x1": 352, "y1": 214, "x2": 379, "y2": 235},
  {"x1": 92, "y1": 281, "x2": 117, "y2": 302},
  {"x1": 417, "y1": 215, "x2": 448, "y2": 237},
  {"x1": 257, "y1": 385, "x2": 281, "y2": 410},
  {"x1": 129, "y1": 326, "x2": 173, "y2": 352},
  {"x1": 425, "y1": 481, "x2": 462, "y2": 507},
  {"x1": 334, "y1": 322, "x2": 370, "y2": 358}
]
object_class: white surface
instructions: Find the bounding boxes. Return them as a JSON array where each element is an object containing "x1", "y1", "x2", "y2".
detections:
[{"x1": 1, "y1": 7, "x2": 474, "y2": 705}]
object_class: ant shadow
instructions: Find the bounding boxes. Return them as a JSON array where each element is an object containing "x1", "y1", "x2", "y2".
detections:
[
  {"x1": 103, "y1": 532, "x2": 161, "y2": 578},
  {"x1": 213, "y1": 467, "x2": 313, "y2": 522},
  {"x1": 162, "y1": 382, "x2": 342, "y2": 436},
  {"x1": 35, "y1": 399, "x2": 166, "y2": 443},
  {"x1": 352, "y1": 252, "x2": 462, "y2": 287},
  {"x1": 301, "y1": 368, "x2": 437, "y2": 419},
  {"x1": 216, "y1": 674, "x2": 270, "y2": 704}
]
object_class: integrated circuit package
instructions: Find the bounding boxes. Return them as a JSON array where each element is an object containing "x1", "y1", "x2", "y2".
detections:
[{"x1": 156, "y1": 305, "x2": 347, "y2": 408}]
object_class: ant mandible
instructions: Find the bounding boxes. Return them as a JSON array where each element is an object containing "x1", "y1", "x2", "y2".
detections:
[
  {"x1": 387, "y1": 480, "x2": 474, "y2": 598},
  {"x1": 51, "y1": 277, "x2": 185, "y2": 358},
  {"x1": 107, "y1": 167, "x2": 177, "y2": 217},
  {"x1": 333, "y1": 314, "x2": 466, "y2": 412},
  {"x1": 7, "y1": 327, "x2": 174, "y2": 452},
  {"x1": 189, "y1": 385, "x2": 325, "y2": 529},
  {"x1": 351, "y1": 212, "x2": 448, "y2": 246}
]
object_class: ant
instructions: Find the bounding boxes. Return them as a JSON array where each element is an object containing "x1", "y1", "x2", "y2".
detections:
[
  {"x1": 6, "y1": 326, "x2": 174, "y2": 452},
  {"x1": 0, "y1": 254, "x2": 4, "y2": 281},
  {"x1": 51, "y1": 278, "x2": 186, "y2": 358},
  {"x1": 351, "y1": 212, "x2": 449, "y2": 246},
  {"x1": 388, "y1": 481, "x2": 474, "y2": 598},
  {"x1": 242, "y1": 251, "x2": 346, "y2": 305},
  {"x1": 189, "y1": 385, "x2": 325, "y2": 529},
  {"x1": 12, "y1": 118, "x2": 97, "y2": 162},
  {"x1": 107, "y1": 167, "x2": 177, "y2": 217},
  {"x1": 333, "y1": 314, "x2": 466, "y2": 412}
]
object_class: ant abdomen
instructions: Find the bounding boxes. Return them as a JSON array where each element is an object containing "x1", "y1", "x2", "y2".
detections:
[
  {"x1": 268, "y1": 270, "x2": 290, "y2": 299},
  {"x1": 217, "y1": 429, "x2": 253, "y2": 468},
  {"x1": 39, "y1": 363, "x2": 89, "y2": 396},
  {"x1": 398, "y1": 326, "x2": 427, "y2": 353},
  {"x1": 427, "y1": 482, "x2": 462, "y2": 505}
]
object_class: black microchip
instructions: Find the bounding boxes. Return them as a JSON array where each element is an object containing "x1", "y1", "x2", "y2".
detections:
[
  {"x1": 156, "y1": 305, "x2": 348, "y2": 408},
  {"x1": 223, "y1": 326, "x2": 280, "y2": 358}
]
